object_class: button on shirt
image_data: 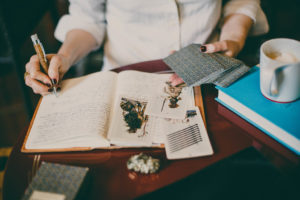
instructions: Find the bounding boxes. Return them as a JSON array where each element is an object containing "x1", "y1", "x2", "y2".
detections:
[{"x1": 55, "y1": 0, "x2": 268, "y2": 70}]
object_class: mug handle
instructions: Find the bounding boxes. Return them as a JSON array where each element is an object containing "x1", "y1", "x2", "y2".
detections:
[
  {"x1": 266, "y1": 64, "x2": 294, "y2": 96},
  {"x1": 263, "y1": 66, "x2": 279, "y2": 96}
]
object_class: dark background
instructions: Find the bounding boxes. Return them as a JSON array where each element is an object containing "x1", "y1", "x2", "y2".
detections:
[{"x1": 0, "y1": 0, "x2": 300, "y2": 147}]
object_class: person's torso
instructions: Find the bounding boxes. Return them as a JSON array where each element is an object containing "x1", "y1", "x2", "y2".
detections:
[{"x1": 103, "y1": 0, "x2": 221, "y2": 70}]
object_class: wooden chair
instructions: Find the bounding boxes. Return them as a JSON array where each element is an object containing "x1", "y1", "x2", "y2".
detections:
[{"x1": 0, "y1": 0, "x2": 60, "y2": 117}]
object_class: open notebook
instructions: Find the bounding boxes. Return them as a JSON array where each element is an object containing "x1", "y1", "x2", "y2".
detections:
[{"x1": 22, "y1": 70, "x2": 213, "y2": 158}]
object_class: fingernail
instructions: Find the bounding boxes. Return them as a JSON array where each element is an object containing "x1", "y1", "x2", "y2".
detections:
[
  {"x1": 45, "y1": 83, "x2": 51, "y2": 88},
  {"x1": 57, "y1": 87, "x2": 61, "y2": 91},
  {"x1": 200, "y1": 45, "x2": 207, "y2": 52},
  {"x1": 51, "y1": 79, "x2": 57, "y2": 84},
  {"x1": 48, "y1": 88, "x2": 53, "y2": 92}
]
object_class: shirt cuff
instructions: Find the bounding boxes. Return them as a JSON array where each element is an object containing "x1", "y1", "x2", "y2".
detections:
[
  {"x1": 54, "y1": 14, "x2": 106, "y2": 49},
  {"x1": 223, "y1": 0, "x2": 269, "y2": 36}
]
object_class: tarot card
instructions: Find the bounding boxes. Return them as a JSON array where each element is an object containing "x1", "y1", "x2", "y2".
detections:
[
  {"x1": 108, "y1": 95, "x2": 153, "y2": 146},
  {"x1": 163, "y1": 107, "x2": 214, "y2": 160},
  {"x1": 145, "y1": 83, "x2": 193, "y2": 119}
]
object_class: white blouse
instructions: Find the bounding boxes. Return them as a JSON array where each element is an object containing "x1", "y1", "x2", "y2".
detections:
[{"x1": 54, "y1": 0, "x2": 269, "y2": 70}]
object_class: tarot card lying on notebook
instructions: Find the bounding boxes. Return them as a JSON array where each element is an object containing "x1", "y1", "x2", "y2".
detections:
[
  {"x1": 163, "y1": 107, "x2": 213, "y2": 159},
  {"x1": 145, "y1": 85, "x2": 193, "y2": 119},
  {"x1": 163, "y1": 44, "x2": 250, "y2": 87}
]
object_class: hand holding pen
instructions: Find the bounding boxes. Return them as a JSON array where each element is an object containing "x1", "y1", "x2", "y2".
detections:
[
  {"x1": 24, "y1": 34, "x2": 68, "y2": 96},
  {"x1": 31, "y1": 34, "x2": 59, "y2": 96}
]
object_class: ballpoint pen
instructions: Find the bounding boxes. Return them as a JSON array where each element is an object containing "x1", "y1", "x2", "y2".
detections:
[{"x1": 30, "y1": 34, "x2": 58, "y2": 97}]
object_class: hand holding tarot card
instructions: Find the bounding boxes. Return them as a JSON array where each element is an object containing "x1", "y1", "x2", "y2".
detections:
[{"x1": 163, "y1": 44, "x2": 250, "y2": 88}]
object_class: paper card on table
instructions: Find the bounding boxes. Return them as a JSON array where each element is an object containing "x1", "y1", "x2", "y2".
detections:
[
  {"x1": 163, "y1": 107, "x2": 213, "y2": 160},
  {"x1": 151, "y1": 108, "x2": 197, "y2": 144},
  {"x1": 150, "y1": 90, "x2": 197, "y2": 146},
  {"x1": 145, "y1": 86, "x2": 192, "y2": 119},
  {"x1": 107, "y1": 95, "x2": 153, "y2": 147}
]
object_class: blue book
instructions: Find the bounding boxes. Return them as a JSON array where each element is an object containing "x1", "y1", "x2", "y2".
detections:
[{"x1": 215, "y1": 67, "x2": 300, "y2": 155}]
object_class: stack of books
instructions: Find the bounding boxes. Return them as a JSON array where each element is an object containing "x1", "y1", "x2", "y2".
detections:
[{"x1": 215, "y1": 67, "x2": 300, "y2": 155}]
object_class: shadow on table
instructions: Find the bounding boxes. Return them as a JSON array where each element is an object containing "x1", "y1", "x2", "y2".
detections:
[{"x1": 137, "y1": 147, "x2": 300, "y2": 200}]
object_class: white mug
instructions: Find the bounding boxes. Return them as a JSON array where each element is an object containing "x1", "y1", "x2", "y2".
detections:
[{"x1": 260, "y1": 38, "x2": 300, "y2": 103}]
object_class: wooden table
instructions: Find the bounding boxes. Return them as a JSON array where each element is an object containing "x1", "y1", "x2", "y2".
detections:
[{"x1": 3, "y1": 60, "x2": 300, "y2": 200}]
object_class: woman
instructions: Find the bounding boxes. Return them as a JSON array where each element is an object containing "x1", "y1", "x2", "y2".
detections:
[{"x1": 24, "y1": 0, "x2": 268, "y2": 95}]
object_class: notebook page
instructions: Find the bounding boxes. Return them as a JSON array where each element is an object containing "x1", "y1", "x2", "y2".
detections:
[
  {"x1": 107, "y1": 71, "x2": 170, "y2": 146},
  {"x1": 25, "y1": 71, "x2": 117, "y2": 149}
]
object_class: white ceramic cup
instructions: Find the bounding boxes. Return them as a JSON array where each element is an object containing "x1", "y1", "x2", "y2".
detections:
[{"x1": 260, "y1": 38, "x2": 300, "y2": 103}]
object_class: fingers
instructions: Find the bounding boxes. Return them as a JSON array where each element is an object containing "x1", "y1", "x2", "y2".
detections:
[
  {"x1": 26, "y1": 55, "x2": 52, "y2": 85},
  {"x1": 203, "y1": 42, "x2": 229, "y2": 54},
  {"x1": 223, "y1": 49, "x2": 234, "y2": 57},
  {"x1": 25, "y1": 53, "x2": 66, "y2": 95},
  {"x1": 24, "y1": 75, "x2": 51, "y2": 96},
  {"x1": 26, "y1": 55, "x2": 40, "y2": 72},
  {"x1": 29, "y1": 70, "x2": 52, "y2": 86},
  {"x1": 48, "y1": 54, "x2": 62, "y2": 83},
  {"x1": 25, "y1": 54, "x2": 54, "y2": 95},
  {"x1": 201, "y1": 40, "x2": 240, "y2": 57},
  {"x1": 168, "y1": 74, "x2": 177, "y2": 82},
  {"x1": 170, "y1": 50, "x2": 176, "y2": 55},
  {"x1": 169, "y1": 73, "x2": 184, "y2": 86}
]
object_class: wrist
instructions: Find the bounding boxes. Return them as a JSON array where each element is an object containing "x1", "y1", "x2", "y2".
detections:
[
  {"x1": 220, "y1": 34, "x2": 246, "y2": 54},
  {"x1": 220, "y1": 13, "x2": 253, "y2": 53},
  {"x1": 231, "y1": 38, "x2": 245, "y2": 53},
  {"x1": 56, "y1": 51, "x2": 72, "y2": 75}
]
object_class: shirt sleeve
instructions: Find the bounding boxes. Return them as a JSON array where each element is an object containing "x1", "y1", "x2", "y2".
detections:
[
  {"x1": 54, "y1": 0, "x2": 106, "y2": 49},
  {"x1": 223, "y1": 0, "x2": 269, "y2": 36}
]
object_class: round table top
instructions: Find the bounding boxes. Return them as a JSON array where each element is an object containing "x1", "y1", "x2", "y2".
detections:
[{"x1": 3, "y1": 60, "x2": 299, "y2": 200}]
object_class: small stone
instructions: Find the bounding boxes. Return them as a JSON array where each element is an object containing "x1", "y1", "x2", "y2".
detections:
[{"x1": 127, "y1": 153, "x2": 160, "y2": 174}]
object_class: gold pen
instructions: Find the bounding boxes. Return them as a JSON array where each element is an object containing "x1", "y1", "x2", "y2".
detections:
[{"x1": 31, "y1": 34, "x2": 58, "y2": 97}]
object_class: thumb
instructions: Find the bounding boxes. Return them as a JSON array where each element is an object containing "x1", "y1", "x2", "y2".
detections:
[
  {"x1": 202, "y1": 42, "x2": 227, "y2": 53},
  {"x1": 169, "y1": 50, "x2": 176, "y2": 55},
  {"x1": 47, "y1": 54, "x2": 61, "y2": 84},
  {"x1": 169, "y1": 74, "x2": 184, "y2": 86}
]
